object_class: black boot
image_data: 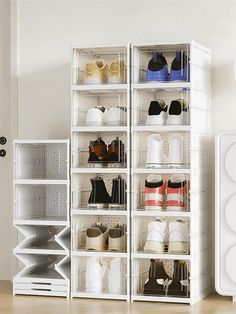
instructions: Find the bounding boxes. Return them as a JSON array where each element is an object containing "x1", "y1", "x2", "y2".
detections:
[
  {"x1": 110, "y1": 175, "x2": 127, "y2": 207},
  {"x1": 108, "y1": 137, "x2": 126, "y2": 164},
  {"x1": 88, "y1": 137, "x2": 108, "y2": 163},
  {"x1": 88, "y1": 176, "x2": 111, "y2": 207},
  {"x1": 167, "y1": 260, "x2": 189, "y2": 296},
  {"x1": 143, "y1": 260, "x2": 169, "y2": 296}
]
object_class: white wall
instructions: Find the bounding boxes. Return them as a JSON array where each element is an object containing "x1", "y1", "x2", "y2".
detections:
[{"x1": 15, "y1": 0, "x2": 236, "y2": 284}]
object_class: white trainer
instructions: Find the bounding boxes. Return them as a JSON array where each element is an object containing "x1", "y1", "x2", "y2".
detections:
[
  {"x1": 168, "y1": 134, "x2": 184, "y2": 167},
  {"x1": 168, "y1": 220, "x2": 189, "y2": 254},
  {"x1": 108, "y1": 258, "x2": 125, "y2": 294},
  {"x1": 144, "y1": 219, "x2": 167, "y2": 253},
  {"x1": 146, "y1": 100, "x2": 167, "y2": 126},
  {"x1": 86, "y1": 106, "x2": 105, "y2": 125},
  {"x1": 166, "y1": 99, "x2": 186, "y2": 125},
  {"x1": 86, "y1": 257, "x2": 106, "y2": 293},
  {"x1": 105, "y1": 105, "x2": 126, "y2": 125},
  {"x1": 146, "y1": 134, "x2": 165, "y2": 167}
]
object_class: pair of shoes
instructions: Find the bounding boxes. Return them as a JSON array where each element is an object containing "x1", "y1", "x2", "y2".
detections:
[
  {"x1": 146, "y1": 99, "x2": 188, "y2": 126},
  {"x1": 86, "y1": 257, "x2": 125, "y2": 294},
  {"x1": 88, "y1": 137, "x2": 126, "y2": 165},
  {"x1": 86, "y1": 223, "x2": 126, "y2": 252},
  {"x1": 146, "y1": 134, "x2": 184, "y2": 167},
  {"x1": 88, "y1": 175, "x2": 127, "y2": 209},
  {"x1": 85, "y1": 59, "x2": 126, "y2": 84},
  {"x1": 144, "y1": 174, "x2": 189, "y2": 211},
  {"x1": 144, "y1": 219, "x2": 189, "y2": 254},
  {"x1": 143, "y1": 259, "x2": 189, "y2": 296},
  {"x1": 86, "y1": 105, "x2": 126, "y2": 126},
  {"x1": 146, "y1": 51, "x2": 190, "y2": 82}
]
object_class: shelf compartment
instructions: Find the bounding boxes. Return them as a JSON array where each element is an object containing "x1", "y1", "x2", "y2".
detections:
[
  {"x1": 72, "y1": 90, "x2": 127, "y2": 127},
  {"x1": 132, "y1": 173, "x2": 190, "y2": 212},
  {"x1": 72, "y1": 255, "x2": 127, "y2": 298},
  {"x1": 14, "y1": 184, "x2": 68, "y2": 222},
  {"x1": 14, "y1": 141, "x2": 69, "y2": 180},
  {"x1": 72, "y1": 214, "x2": 127, "y2": 253},
  {"x1": 71, "y1": 131, "x2": 128, "y2": 169},
  {"x1": 132, "y1": 43, "x2": 190, "y2": 84},
  {"x1": 132, "y1": 258, "x2": 190, "y2": 301},
  {"x1": 132, "y1": 131, "x2": 190, "y2": 169},
  {"x1": 132, "y1": 87, "x2": 190, "y2": 127},
  {"x1": 72, "y1": 46, "x2": 128, "y2": 85},
  {"x1": 132, "y1": 216, "x2": 190, "y2": 255},
  {"x1": 72, "y1": 173, "x2": 127, "y2": 211}
]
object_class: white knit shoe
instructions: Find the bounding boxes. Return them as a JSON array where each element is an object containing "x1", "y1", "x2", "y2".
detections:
[
  {"x1": 86, "y1": 257, "x2": 106, "y2": 293},
  {"x1": 168, "y1": 220, "x2": 189, "y2": 254},
  {"x1": 144, "y1": 219, "x2": 167, "y2": 253},
  {"x1": 146, "y1": 134, "x2": 165, "y2": 167},
  {"x1": 108, "y1": 258, "x2": 125, "y2": 294}
]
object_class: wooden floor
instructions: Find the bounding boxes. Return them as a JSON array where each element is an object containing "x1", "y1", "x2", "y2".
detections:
[{"x1": 1, "y1": 281, "x2": 236, "y2": 314}]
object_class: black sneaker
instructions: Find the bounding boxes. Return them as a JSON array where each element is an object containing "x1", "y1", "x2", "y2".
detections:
[
  {"x1": 88, "y1": 176, "x2": 111, "y2": 208},
  {"x1": 144, "y1": 259, "x2": 170, "y2": 295},
  {"x1": 110, "y1": 175, "x2": 127, "y2": 208},
  {"x1": 146, "y1": 100, "x2": 167, "y2": 125},
  {"x1": 167, "y1": 260, "x2": 189, "y2": 296}
]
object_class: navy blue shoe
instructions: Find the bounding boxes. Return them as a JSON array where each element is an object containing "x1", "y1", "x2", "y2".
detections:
[
  {"x1": 146, "y1": 52, "x2": 169, "y2": 82},
  {"x1": 170, "y1": 51, "x2": 190, "y2": 81}
]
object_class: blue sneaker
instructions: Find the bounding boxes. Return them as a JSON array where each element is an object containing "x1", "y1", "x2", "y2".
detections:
[
  {"x1": 146, "y1": 52, "x2": 169, "y2": 82},
  {"x1": 170, "y1": 51, "x2": 190, "y2": 81}
]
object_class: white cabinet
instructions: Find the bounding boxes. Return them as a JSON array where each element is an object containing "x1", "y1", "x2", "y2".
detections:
[
  {"x1": 13, "y1": 140, "x2": 70, "y2": 297},
  {"x1": 70, "y1": 45, "x2": 130, "y2": 301},
  {"x1": 131, "y1": 41, "x2": 211, "y2": 305}
]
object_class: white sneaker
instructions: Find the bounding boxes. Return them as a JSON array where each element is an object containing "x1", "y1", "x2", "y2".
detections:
[
  {"x1": 86, "y1": 257, "x2": 106, "y2": 293},
  {"x1": 146, "y1": 134, "x2": 165, "y2": 167},
  {"x1": 166, "y1": 99, "x2": 186, "y2": 125},
  {"x1": 146, "y1": 100, "x2": 167, "y2": 125},
  {"x1": 108, "y1": 258, "x2": 125, "y2": 294},
  {"x1": 85, "y1": 60, "x2": 108, "y2": 84},
  {"x1": 144, "y1": 219, "x2": 167, "y2": 253},
  {"x1": 168, "y1": 220, "x2": 189, "y2": 254},
  {"x1": 168, "y1": 134, "x2": 184, "y2": 167},
  {"x1": 86, "y1": 106, "x2": 105, "y2": 125},
  {"x1": 105, "y1": 105, "x2": 126, "y2": 125}
]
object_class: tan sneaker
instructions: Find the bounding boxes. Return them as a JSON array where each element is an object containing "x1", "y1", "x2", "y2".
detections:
[
  {"x1": 85, "y1": 60, "x2": 108, "y2": 84},
  {"x1": 108, "y1": 224, "x2": 126, "y2": 252},
  {"x1": 108, "y1": 59, "x2": 126, "y2": 84},
  {"x1": 86, "y1": 223, "x2": 108, "y2": 251}
]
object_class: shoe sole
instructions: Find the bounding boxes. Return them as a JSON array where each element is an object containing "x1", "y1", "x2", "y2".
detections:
[
  {"x1": 144, "y1": 241, "x2": 165, "y2": 253},
  {"x1": 166, "y1": 206, "x2": 186, "y2": 211},
  {"x1": 168, "y1": 241, "x2": 188, "y2": 254}
]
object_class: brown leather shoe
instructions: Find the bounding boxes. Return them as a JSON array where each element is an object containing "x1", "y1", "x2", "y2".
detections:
[{"x1": 88, "y1": 137, "x2": 109, "y2": 163}]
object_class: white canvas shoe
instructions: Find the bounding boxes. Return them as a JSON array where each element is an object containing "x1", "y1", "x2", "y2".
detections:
[
  {"x1": 166, "y1": 99, "x2": 186, "y2": 125},
  {"x1": 146, "y1": 134, "x2": 165, "y2": 167},
  {"x1": 108, "y1": 258, "x2": 125, "y2": 294},
  {"x1": 86, "y1": 257, "x2": 106, "y2": 293},
  {"x1": 105, "y1": 105, "x2": 126, "y2": 125},
  {"x1": 168, "y1": 220, "x2": 189, "y2": 254},
  {"x1": 168, "y1": 134, "x2": 184, "y2": 167},
  {"x1": 146, "y1": 100, "x2": 167, "y2": 125},
  {"x1": 144, "y1": 219, "x2": 167, "y2": 253},
  {"x1": 86, "y1": 106, "x2": 105, "y2": 125}
]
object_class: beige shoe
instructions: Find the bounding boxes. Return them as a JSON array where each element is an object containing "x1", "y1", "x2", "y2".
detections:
[
  {"x1": 108, "y1": 59, "x2": 126, "y2": 84},
  {"x1": 86, "y1": 223, "x2": 108, "y2": 251},
  {"x1": 108, "y1": 224, "x2": 126, "y2": 252},
  {"x1": 85, "y1": 60, "x2": 108, "y2": 84}
]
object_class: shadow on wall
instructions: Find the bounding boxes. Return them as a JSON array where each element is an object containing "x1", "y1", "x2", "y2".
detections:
[{"x1": 18, "y1": 63, "x2": 71, "y2": 140}]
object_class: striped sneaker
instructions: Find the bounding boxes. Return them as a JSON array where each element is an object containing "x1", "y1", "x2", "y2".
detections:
[
  {"x1": 144, "y1": 174, "x2": 166, "y2": 210},
  {"x1": 166, "y1": 175, "x2": 187, "y2": 211}
]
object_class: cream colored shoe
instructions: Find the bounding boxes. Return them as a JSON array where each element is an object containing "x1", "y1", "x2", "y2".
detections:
[
  {"x1": 85, "y1": 60, "x2": 108, "y2": 84},
  {"x1": 108, "y1": 59, "x2": 126, "y2": 84},
  {"x1": 86, "y1": 223, "x2": 108, "y2": 251},
  {"x1": 108, "y1": 224, "x2": 126, "y2": 252}
]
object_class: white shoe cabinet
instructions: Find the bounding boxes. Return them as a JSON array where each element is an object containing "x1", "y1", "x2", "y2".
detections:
[
  {"x1": 71, "y1": 45, "x2": 130, "y2": 301},
  {"x1": 131, "y1": 42, "x2": 211, "y2": 304},
  {"x1": 215, "y1": 132, "x2": 236, "y2": 300},
  {"x1": 13, "y1": 140, "x2": 70, "y2": 297}
]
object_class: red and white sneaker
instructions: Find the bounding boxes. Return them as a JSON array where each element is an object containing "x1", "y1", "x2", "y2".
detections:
[
  {"x1": 166, "y1": 175, "x2": 187, "y2": 211},
  {"x1": 144, "y1": 174, "x2": 166, "y2": 210}
]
